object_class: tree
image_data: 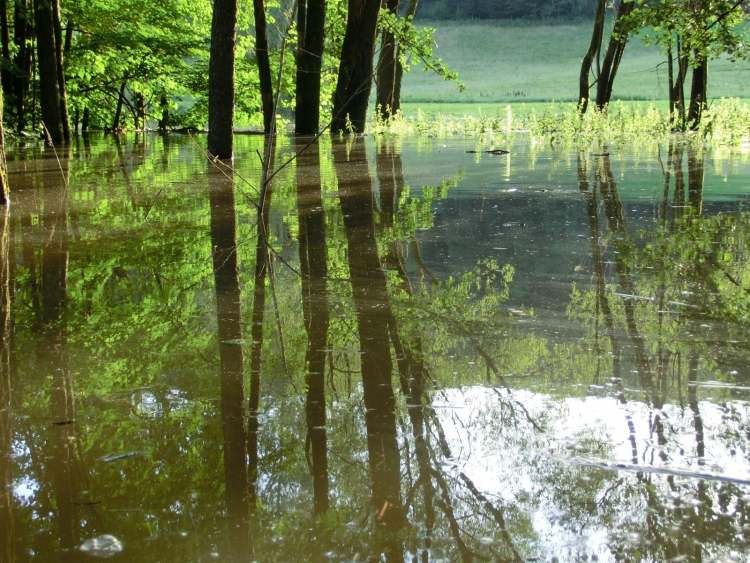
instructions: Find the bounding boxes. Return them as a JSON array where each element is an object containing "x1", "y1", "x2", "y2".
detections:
[
  {"x1": 578, "y1": 0, "x2": 606, "y2": 113},
  {"x1": 331, "y1": 0, "x2": 381, "y2": 133},
  {"x1": 35, "y1": 0, "x2": 66, "y2": 143},
  {"x1": 208, "y1": 0, "x2": 238, "y2": 158},
  {"x1": 595, "y1": 0, "x2": 636, "y2": 109},
  {"x1": 295, "y1": 0, "x2": 326, "y2": 134},
  {"x1": 254, "y1": 0, "x2": 275, "y2": 134},
  {"x1": 375, "y1": 0, "x2": 400, "y2": 119},
  {"x1": 0, "y1": 88, "x2": 7, "y2": 206}
]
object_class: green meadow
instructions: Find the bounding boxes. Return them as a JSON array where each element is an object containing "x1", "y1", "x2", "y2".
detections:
[{"x1": 401, "y1": 20, "x2": 750, "y2": 116}]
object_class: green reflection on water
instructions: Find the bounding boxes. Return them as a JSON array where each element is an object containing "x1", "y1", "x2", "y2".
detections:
[{"x1": 1, "y1": 133, "x2": 750, "y2": 561}]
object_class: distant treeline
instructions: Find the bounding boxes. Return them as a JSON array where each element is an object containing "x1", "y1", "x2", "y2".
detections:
[{"x1": 416, "y1": 0, "x2": 600, "y2": 20}]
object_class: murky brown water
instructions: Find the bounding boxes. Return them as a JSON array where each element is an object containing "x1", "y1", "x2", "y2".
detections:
[{"x1": 2, "y1": 133, "x2": 750, "y2": 561}]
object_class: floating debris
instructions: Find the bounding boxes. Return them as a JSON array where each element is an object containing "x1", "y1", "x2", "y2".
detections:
[
  {"x1": 79, "y1": 535, "x2": 123, "y2": 558},
  {"x1": 99, "y1": 452, "x2": 141, "y2": 463}
]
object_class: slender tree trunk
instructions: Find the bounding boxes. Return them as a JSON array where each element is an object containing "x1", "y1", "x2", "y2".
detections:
[
  {"x1": 0, "y1": 0, "x2": 11, "y2": 103},
  {"x1": 295, "y1": 0, "x2": 326, "y2": 135},
  {"x1": 134, "y1": 91, "x2": 145, "y2": 130},
  {"x1": 158, "y1": 93, "x2": 169, "y2": 131},
  {"x1": 81, "y1": 107, "x2": 89, "y2": 132},
  {"x1": 51, "y1": 0, "x2": 70, "y2": 140},
  {"x1": 331, "y1": 0, "x2": 381, "y2": 133},
  {"x1": 253, "y1": 0, "x2": 274, "y2": 134},
  {"x1": 13, "y1": 0, "x2": 31, "y2": 134},
  {"x1": 0, "y1": 88, "x2": 8, "y2": 206},
  {"x1": 375, "y1": 0, "x2": 400, "y2": 120},
  {"x1": 688, "y1": 55, "x2": 707, "y2": 129},
  {"x1": 208, "y1": 0, "x2": 238, "y2": 159},
  {"x1": 578, "y1": 0, "x2": 606, "y2": 113},
  {"x1": 595, "y1": 0, "x2": 635, "y2": 110},
  {"x1": 35, "y1": 0, "x2": 64, "y2": 143},
  {"x1": 391, "y1": 0, "x2": 420, "y2": 115},
  {"x1": 112, "y1": 82, "x2": 126, "y2": 132}
]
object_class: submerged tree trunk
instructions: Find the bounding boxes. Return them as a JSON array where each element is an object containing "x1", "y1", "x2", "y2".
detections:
[
  {"x1": 158, "y1": 93, "x2": 169, "y2": 131},
  {"x1": 595, "y1": 0, "x2": 635, "y2": 110},
  {"x1": 331, "y1": 0, "x2": 381, "y2": 133},
  {"x1": 35, "y1": 0, "x2": 64, "y2": 143},
  {"x1": 253, "y1": 0, "x2": 274, "y2": 134},
  {"x1": 208, "y1": 0, "x2": 238, "y2": 159},
  {"x1": 375, "y1": 0, "x2": 400, "y2": 120},
  {"x1": 52, "y1": 0, "x2": 70, "y2": 141},
  {"x1": 295, "y1": 0, "x2": 326, "y2": 135},
  {"x1": 578, "y1": 0, "x2": 606, "y2": 113},
  {"x1": 688, "y1": 55, "x2": 707, "y2": 130},
  {"x1": 13, "y1": 0, "x2": 32, "y2": 134}
]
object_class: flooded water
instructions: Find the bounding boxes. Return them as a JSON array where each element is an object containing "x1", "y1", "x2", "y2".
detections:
[{"x1": 2, "y1": 133, "x2": 750, "y2": 561}]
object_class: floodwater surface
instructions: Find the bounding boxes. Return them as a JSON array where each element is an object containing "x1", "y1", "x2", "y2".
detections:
[{"x1": 2, "y1": 134, "x2": 750, "y2": 561}]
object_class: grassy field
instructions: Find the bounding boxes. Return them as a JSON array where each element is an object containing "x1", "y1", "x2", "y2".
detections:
[{"x1": 401, "y1": 20, "x2": 750, "y2": 113}]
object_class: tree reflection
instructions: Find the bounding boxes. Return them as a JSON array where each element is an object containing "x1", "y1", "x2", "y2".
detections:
[
  {"x1": 0, "y1": 202, "x2": 13, "y2": 561},
  {"x1": 334, "y1": 138, "x2": 404, "y2": 561},
  {"x1": 208, "y1": 165, "x2": 250, "y2": 560},
  {"x1": 296, "y1": 139, "x2": 330, "y2": 516}
]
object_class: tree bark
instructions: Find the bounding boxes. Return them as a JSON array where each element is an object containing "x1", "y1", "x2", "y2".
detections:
[
  {"x1": 595, "y1": 0, "x2": 635, "y2": 110},
  {"x1": 331, "y1": 0, "x2": 381, "y2": 133},
  {"x1": 688, "y1": 55, "x2": 707, "y2": 129},
  {"x1": 375, "y1": 0, "x2": 400, "y2": 120},
  {"x1": 13, "y1": 0, "x2": 32, "y2": 134},
  {"x1": 0, "y1": 0, "x2": 11, "y2": 103},
  {"x1": 34, "y1": 0, "x2": 64, "y2": 143},
  {"x1": 112, "y1": 80, "x2": 126, "y2": 132},
  {"x1": 578, "y1": 0, "x2": 606, "y2": 113},
  {"x1": 253, "y1": 0, "x2": 274, "y2": 135},
  {"x1": 208, "y1": 0, "x2": 238, "y2": 159},
  {"x1": 51, "y1": 0, "x2": 70, "y2": 140},
  {"x1": 295, "y1": 0, "x2": 326, "y2": 135},
  {"x1": 0, "y1": 88, "x2": 8, "y2": 206}
]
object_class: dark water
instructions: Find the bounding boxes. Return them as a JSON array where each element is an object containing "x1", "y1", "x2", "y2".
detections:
[{"x1": 2, "y1": 134, "x2": 750, "y2": 562}]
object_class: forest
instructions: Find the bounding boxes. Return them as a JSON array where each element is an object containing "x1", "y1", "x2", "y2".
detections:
[{"x1": 1, "y1": 0, "x2": 750, "y2": 561}]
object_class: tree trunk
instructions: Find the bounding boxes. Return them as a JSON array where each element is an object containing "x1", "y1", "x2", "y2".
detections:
[
  {"x1": 0, "y1": 88, "x2": 7, "y2": 205},
  {"x1": 295, "y1": 0, "x2": 326, "y2": 135},
  {"x1": 208, "y1": 0, "x2": 238, "y2": 159},
  {"x1": 134, "y1": 91, "x2": 145, "y2": 130},
  {"x1": 51, "y1": 0, "x2": 70, "y2": 141},
  {"x1": 81, "y1": 107, "x2": 89, "y2": 132},
  {"x1": 375, "y1": 0, "x2": 400, "y2": 120},
  {"x1": 34, "y1": 0, "x2": 64, "y2": 143},
  {"x1": 0, "y1": 0, "x2": 11, "y2": 103},
  {"x1": 688, "y1": 55, "x2": 707, "y2": 129},
  {"x1": 579, "y1": 0, "x2": 606, "y2": 113},
  {"x1": 159, "y1": 93, "x2": 169, "y2": 131},
  {"x1": 112, "y1": 81, "x2": 126, "y2": 132},
  {"x1": 331, "y1": 0, "x2": 381, "y2": 133},
  {"x1": 13, "y1": 0, "x2": 32, "y2": 134},
  {"x1": 253, "y1": 0, "x2": 274, "y2": 134},
  {"x1": 595, "y1": 0, "x2": 635, "y2": 110},
  {"x1": 391, "y1": 0, "x2": 420, "y2": 115}
]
